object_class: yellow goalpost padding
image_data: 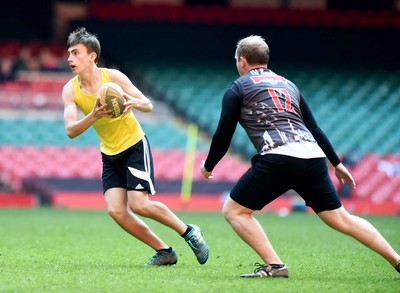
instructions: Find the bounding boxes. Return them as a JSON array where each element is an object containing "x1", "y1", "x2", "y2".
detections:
[{"x1": 181, "y1": 123, "x2": 198, "y2": 203}]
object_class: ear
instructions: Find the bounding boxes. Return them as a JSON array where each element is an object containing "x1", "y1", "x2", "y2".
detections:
[
  {"x1": 239, "y1": 56, "x2": 247, "y2": 68},
  {"x1": 89, "y1": 52, "x2": 97, "y2": 62}
]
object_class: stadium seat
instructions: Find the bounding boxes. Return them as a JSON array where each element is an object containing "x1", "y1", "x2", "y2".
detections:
[
  {"x1": 352, "y1": 171, "x2": 389, "y2": 200},
  {"x1": 371, "y1": 176, "x2": 400, "y2": 203}
]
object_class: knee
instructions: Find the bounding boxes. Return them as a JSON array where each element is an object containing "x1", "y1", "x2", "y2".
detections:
[
  {"x1": 108, "y1": 206, "x2": 127, "y2": 222},
  {"x1": 320, "y1": 209, "x2": 353, "y2": 233},
  {"x1": 222, "y1": 197, "x2": 248, "y2": 223},
  {"x1": 130, "y1": 201, "x2": 151, "y2": 217},
  {"x1": 222, "y1": 204, "x2": 236, "y2": 223}
]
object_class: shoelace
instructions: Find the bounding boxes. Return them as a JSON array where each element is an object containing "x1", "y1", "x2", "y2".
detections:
[{"x1": 253, "y1": 262, "x2": 267, "y2": 273}]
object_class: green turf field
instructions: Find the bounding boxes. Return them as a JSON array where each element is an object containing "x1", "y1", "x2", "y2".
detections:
[{"x1": 0, "y1": 208, "x2": 399, "y2": 292}]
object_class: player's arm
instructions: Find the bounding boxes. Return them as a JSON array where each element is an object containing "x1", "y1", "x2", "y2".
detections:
[
  {"x1": 200, "y1": 84, "x2": 241, "y2": 179},
  {"x1": 62, "y1": 81, "x2": 110, "y2": 139},
  {"x1": 108, "y1": 69, "x2": 153, "y2": 113},
  {"x1": 300, "y1": 94, "x2": 356, "y2": 189}
]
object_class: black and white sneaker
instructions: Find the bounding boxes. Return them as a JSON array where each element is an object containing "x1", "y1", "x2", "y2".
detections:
[{"x1": 240, "y1": 263, "x2": 288, "y2": 278}]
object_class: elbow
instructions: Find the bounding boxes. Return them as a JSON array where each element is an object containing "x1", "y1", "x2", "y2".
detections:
[
  {"x1": 66, "y1": 133, "x2": 76, "y2": 140},
  {"x1": 66, "y1": 128, "x2": 77, "y2": 139},
  {"x1": 142, "y1": 102, "x2": 153, "y2": 112},
  {"x1": 144, "y1": 97, "x2": 153, "y2": 112}
]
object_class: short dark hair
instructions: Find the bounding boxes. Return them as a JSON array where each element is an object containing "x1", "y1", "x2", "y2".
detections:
[
  {"x1": 236, "y1": 35, "x2": 270, "y2": 66},
  {"x1": 67, "y1": 27, "x2": 101, "y2": 64}
]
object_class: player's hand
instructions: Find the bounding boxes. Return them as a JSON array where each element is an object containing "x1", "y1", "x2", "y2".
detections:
[
  {"x1": 123, "y1": 93, "x2": 153, "y2": 113},
  {"x1": 122, "y1": 93, "x2": 135, "y2": 114},
  {"x1": 200, "y1": 160, "x2": 213, "y2": 179},
  {"x1": 334, "y1": 163, "x2": 356, "y2": 190},
  {"x1": 92, "y1": 96, "x2": 112, "y2": 118},
  {"x1": 122, "y1": 93, "x2": 149, "y2": 113}
]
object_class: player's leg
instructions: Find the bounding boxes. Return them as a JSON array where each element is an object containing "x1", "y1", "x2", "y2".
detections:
[
  {"x1": 123, "y1": 136, "x2": 187, "y2": 233},
  {"x1": 124, "y1": 136, "x2": 208, "y2": 264},
  {"x1": 127, "y1": 189, "x2": 187, "y2": 234},
  {"x1": 127, "y1": 190, "x2": 209, "y2": 265},
  {"x1": 222, "y1": 154, "x2": 291, "y2": 277},
  {"x1": 130, "y1": 136, "x2": 208, "y2": 264},
  {"x1": 105, "y1": 187, "x2": 169, "y2": 251},
  {"x1": 298, "y1": 158, "x2": 400, "y2": 270},
  {"x1": 318, "y1": 206, "x2": 400, "y2": 268},
  {"x1": 105, "y1": 187, "x2": 178, "y2": 266},
  {"x1": 224, "y1": 154, "x2": 292, "y2": 265},
  {"x1": 101, "y1": 140, "x2": 180, "y2": 265},
  {"x1": 299, "y1": 158, "x2": 400, "y2": 271},
  {"x1": 222, "y1": 196, "x2": 282, "y2": 265},
  {"x1": 223, "y1": 196, "x2": 288, "y2": 277}
]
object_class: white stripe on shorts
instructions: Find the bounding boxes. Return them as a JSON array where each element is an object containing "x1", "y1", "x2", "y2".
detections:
[{"x1": 127, "y1": 137, "x2": 155, "y2": 195}]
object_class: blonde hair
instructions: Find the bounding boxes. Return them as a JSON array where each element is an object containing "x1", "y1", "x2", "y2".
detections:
[{"x1": 236, "y1": 35, "x2": 270, "y2": 65}]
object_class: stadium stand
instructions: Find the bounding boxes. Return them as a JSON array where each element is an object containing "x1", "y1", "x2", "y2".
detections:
[
  {"x1": 0, "y1": 2, "x2": 399, "y2": 213},
  {"x1": 1, "y1": 60, "x2": 399, "y2": 212}
]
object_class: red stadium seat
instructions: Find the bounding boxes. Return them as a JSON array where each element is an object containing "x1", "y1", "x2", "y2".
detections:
[
  {"x1": 371, "y1": 176, "x2": 400, "y2": 203},
  {"x1": 351, "y1": 153, "x2": 381, "y2": 184},
  {"x1": 352, "y1": 171, "x2": 389, "y2": 200}
]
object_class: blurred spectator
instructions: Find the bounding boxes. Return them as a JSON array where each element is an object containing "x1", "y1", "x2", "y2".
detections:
[
  {"x1": 39, "y1": 48, "x2": 70, "y2": 72},
  {"x1": 39, "y1": 48, "x2": 60, "y2": 71},
  {"x1": 14, "y1": 46, "x2": 41, "y2": 72},
  {"x1": 0, "y1": 57, "x2": 16, "y2": 82},
  {"x1": 9, "y1": 45, "x2": 70, "y2": 74}
]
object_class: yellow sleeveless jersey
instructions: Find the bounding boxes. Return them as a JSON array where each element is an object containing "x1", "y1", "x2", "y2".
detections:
[{"x1": 72, "y1": 68, "x2": 144, "y2": 155}]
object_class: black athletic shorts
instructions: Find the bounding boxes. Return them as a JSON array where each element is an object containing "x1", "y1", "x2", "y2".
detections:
[
  {"x1": 101, "y1": 136, "x2": 155, "y2": 194},
  {"x1": 230, "y1": 154, "x2": 342, "y2": 213}
]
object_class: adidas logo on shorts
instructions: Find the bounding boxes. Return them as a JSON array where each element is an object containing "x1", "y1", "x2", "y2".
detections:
[{"x1": 135, "y1": 183, "x2": 144, "y2": 189}]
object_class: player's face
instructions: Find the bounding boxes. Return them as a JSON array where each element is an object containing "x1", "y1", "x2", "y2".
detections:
[{"x1": 67, "y1": 44, "x2": 96, "y2": 74}]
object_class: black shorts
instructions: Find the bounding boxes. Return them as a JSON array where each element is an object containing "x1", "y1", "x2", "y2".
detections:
[
  {"x1": 101, "y1": 136, "x2": 155, "y2": 194},
  {"x1": 230, "y1": 154, "x2": 342, "y2": 213}
]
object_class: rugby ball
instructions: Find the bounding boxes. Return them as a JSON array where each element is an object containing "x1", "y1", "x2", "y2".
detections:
[{"x1": 98, "y1": 82, "x2": 126, "y2": 118}]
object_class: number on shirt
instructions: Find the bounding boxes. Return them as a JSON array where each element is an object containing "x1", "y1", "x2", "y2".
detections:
[{"x1": 268, "y1": 88, "x2": 294, "y2": 113}]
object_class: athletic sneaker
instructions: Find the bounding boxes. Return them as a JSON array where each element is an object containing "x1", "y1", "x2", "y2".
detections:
[
  {"x1": 240, "y1": 263, "x2": 289, "y2": 278},
  {"x1": 184, "y1": 224, "x2": 209, "y2": 265},
  {"x1": 396, "y1": 259, "x2": 400, "y2": 273},
  {"x1": 145, "y1": 248, "x2": 178, "y2": 266}
]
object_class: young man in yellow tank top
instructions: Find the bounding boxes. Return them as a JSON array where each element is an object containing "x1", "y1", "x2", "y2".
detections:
[{"x1": 62, "y1": 27, "x2": 208, "y2": 266}]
